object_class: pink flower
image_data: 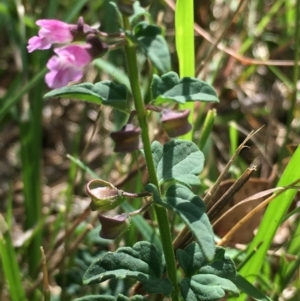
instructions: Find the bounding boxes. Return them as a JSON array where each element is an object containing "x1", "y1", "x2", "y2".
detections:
[
  {"x1": 27, "y1": 20, "x2": 74, "y2": 52},
  {"x1": 45, "y1": 45, "x2": 92, "y2": 88}
]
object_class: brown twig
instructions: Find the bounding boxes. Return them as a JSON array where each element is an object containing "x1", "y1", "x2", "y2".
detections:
[
  {"x1": 204, "y1": 128, "x2": 262, "y2": 206},
  {"x1": 29, "y1": 223, "x2": 94, "y2": 294},
  {"x1": 212, "y1": 186, "x2": 298, "y2": 228},
  {"x1": 172, "y1": 129, "x2": 261, "y2": 253},
  {"x1": 217, "y1": 179, "x2": 300, "y2": 246},
  {"x1": 232, "y1": 242, "x2": 299, "y2": 261},
  {"x1": 40, "y1": 247, "x2": 50, "y2": 301},
  {"x1": 207, "y1": 164, "x2": 257, "y2": 221},
  {"x1": 196, "y1": 0, "x2": 247, "y2": 74},
  {"x1": 45, "y1": 205, "x2": 91, "y2": 262}
]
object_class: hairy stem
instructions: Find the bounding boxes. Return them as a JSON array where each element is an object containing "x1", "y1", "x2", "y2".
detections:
[{"x1": 122, "y1": 15, "x2": 179, "y2": 301}]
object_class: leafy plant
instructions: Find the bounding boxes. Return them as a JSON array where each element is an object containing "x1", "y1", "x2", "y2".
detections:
[{"x1": 20, "y1": 0, "x2": 281, "y2": 300}]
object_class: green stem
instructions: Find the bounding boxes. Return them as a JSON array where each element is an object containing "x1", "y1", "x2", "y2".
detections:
[{"x1": 122, "y1": 15, "x2": 179, "y2": 301}]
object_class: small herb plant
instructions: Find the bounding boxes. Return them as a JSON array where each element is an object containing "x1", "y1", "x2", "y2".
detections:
[{"x1": 27, "y1": 1, "x2": 257, "y2": 300}]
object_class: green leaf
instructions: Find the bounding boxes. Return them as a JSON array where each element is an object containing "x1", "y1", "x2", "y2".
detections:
[
  {"x1": 177, "y1": 245, "x2": 236, "y2": 279},
  {"x1": 151, "y1": 140, "x2": 205, "y2": 186},
  {"x1": 74, "y1": 294, "x2": 149, "y2": 301},
  {"x1": 235, "y1": 274, "x2": 273, "y2": 301},
  {"x1": 107, "y1": 2, "x2": 123, "y2": 29},
  {"x1": 134, "y1": 22, "x2": 171, "y2": 73},
  {"x1": 181, "y1": 275, "x2": 239, "y2": 301},
  {"x1": 83, "y1": 241, "x2": 172, "y2": 295},
  {"x1": 177, "y1": 243, "x2": 207, "y2": 277},
  {"x1": 151, "y1": 72, "x2": 219, "y2": 105},
  {"x1": 147, "y1": 184, "x2": 215, "y2": 261},
  {"x1": 0, "y1": 214, "x2": 27, "y2": 301},
  {"x1": 44, "y1": 81, "x2": 129, "y2": 112},
  {"x1": 179, "y1": 244, "x2": 239, "y2": 300},
  {"x1": 130, "y1": 2, "x2": 150, "y2": 28}
]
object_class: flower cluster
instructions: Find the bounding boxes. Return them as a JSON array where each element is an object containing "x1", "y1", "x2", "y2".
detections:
[{"x1": 27, "y1": 18, "x2": 107, "y2": 88}]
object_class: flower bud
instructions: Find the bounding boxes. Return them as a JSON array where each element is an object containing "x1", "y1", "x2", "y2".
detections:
[
  {"x1": 75, "y1": 16, "x2": 97, "y2": 35},
  {"x1": 86, "y1": 34, "x2": 109, "y2": 58},
  {"x1": 86, "y1": 179, "x2": 124, "y2": 211},
  {"x1": 117, "y1": 0, "x2": 135, "y2": 15},
  {"x1": 160, "y1": 109, "x2": 192, "y2": 138},
  {"x1": 110, "y1": 124, "x2": 142, "y2": 153},
  {"x1": 98, "y1": 213, "x2": 130, "y2": 239}
]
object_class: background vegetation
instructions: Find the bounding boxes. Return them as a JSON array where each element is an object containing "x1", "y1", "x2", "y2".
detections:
[{"x1": 0, "y1": 0, "x2": 300, "y2": 300}]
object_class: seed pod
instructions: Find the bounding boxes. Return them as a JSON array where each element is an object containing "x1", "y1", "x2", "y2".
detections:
[
  {"x1": 160, "y1": 109, "x2": 192, "y2": 137},
  {"x1": 98, "y1": 213, "x2": 130, "y2": 239},
  {"x1": 86, "y1": 179, "x2": 124, "y2": 211},
  {"x1": 86, "y1": 34, "x2": 109, "y2": 58},
  {"x1": 110, "y1": 124, "x2": 142, "y2": 153}
]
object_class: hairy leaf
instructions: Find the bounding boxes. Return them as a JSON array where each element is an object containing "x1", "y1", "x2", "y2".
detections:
[
  {"x1": 83, "y1": 241, "x2": 172, "y2": 295},
  {"x1": 177, "y1": 245, "x2": 236, "y2": 280},
  {"x1": 151, "y1": 140, "x2": 205, "y2": 186},
  {"x1": 130, "y1": 2, "x2": 150, "y2": 28},
  {"x1": 151, "y1": 72, "x2": 219, "y2": 104},
  {"x1": 147, "y1": 184, "x2": 215, "y2": 261},
  {"x1": 134, "y1": 22, "x2": 171, "y2": 73},
  {"x1": 181, "y1": 275, "x2": 239, "y2": 301},
  {"x1": 178, "y1": 245, "x2": 238, "y2": 301},
  {"x1": 44, "y1": 81, "x2": 128, "y2": 112}
]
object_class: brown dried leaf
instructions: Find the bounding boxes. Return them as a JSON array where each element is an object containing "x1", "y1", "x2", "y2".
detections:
[{"x1": 212, "y1": 178, "x2": 273, "y2": 244}]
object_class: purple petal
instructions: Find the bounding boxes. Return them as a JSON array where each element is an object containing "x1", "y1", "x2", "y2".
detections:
[
  {"x1": 45, "y1": 55, "x2": 83, "y2": 88},
  {"x1": 27, "y1": 36, "x2": 51, "y2": 52},
  {"x1": 45, "y1": 67, "x2": 83, "y2": 89},
  {"x1": 54, "y1": 45, "x2": 92, "y2": 66},
  {"x1": 36, "y1": 19, "x2": 70, "y2": 30},
  {"x1": 27, "y1": 19, "x2": 74, "y2": 53},
  {"x1": 38, "y1": 27, "x2": 73, "y2": 43}
]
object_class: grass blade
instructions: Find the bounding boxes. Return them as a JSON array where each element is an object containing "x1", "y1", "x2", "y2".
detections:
[
  {"x1": 238, "y1": 146, "x2": 300, "y2": 293},
  {"x1": 0, "y1": 214, "x2": 28, "y2": 301},
  {"x1": 236, "y1": 274, "x2": 273, "y2": 301},
  {"x1": 175, "y1": 0, "x2": 194, "y2": 140}
]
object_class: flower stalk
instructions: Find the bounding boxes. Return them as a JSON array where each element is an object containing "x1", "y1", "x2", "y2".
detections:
[{"x1": 122, "y1": 14, "x2": 179, "y2": 301}]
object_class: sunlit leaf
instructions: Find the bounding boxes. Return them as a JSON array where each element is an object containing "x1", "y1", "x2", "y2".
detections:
[
  {"x1": 151, "y1": 140, "x2": 205, "y2": 186},
  {"x1": 44, "y1": 81, "x2": 129, "y2": 112},
  {"x1": 151, "y1": 72, "x2": 219, "y2": 105},
  {"x1": 134, "y1": 22, "x2": 171, "y2": 73}
]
